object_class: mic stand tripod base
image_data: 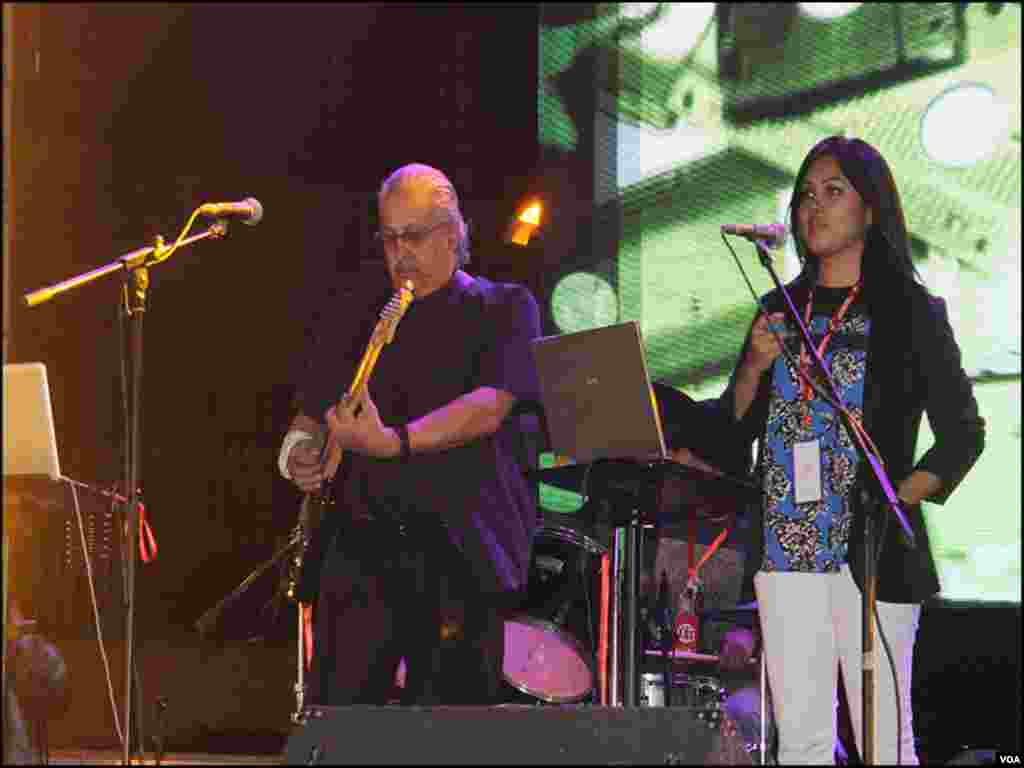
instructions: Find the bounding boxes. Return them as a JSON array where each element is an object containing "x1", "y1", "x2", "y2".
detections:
[{"x1": 293, "y1": 601, "x2": 308, "y2": 725}]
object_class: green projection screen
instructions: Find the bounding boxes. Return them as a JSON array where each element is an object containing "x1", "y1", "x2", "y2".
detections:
[{"x1": 539, "y1": 2, "x2": 1020, "y2": 602}]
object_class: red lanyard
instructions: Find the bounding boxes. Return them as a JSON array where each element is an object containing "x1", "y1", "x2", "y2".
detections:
[
  {"x1": 687, "y1": 512, "x2": 730, "y2": 592},
  {"x1": 107, "y1": 491, "x2": 158, "y2": 563},
  {"x1": 799, "y1": 282, "x2": 861, "y2": 426}
]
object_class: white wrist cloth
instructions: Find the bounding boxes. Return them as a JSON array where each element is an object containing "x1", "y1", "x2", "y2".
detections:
[{"x1": 278, "y1": 429, "x2": 316, "y2": 480}]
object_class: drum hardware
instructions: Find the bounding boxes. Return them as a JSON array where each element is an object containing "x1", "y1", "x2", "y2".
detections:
[
  {"x1": 192, "y1": 530, "x2": 312, "y2": 723},
  {"x1": 193, "y1": 532, "x2": 299, "y2": 643},
  {"x1": 639, "y1": 670, "x2": 727, "y2": 721},
  {"x1": 698, "y1": 601, "x2": 760, "y2": 626},
  {"x1": 530, "y1": 458, "x2": 758, "y2": 707},
  {"x1": 292, "y1": 677, "x2": 308, "y2": 725},
  {"x1": 640, "y1": 671, "x2": 665, "y2": 707},
  {"x1": 152, "y1": 696, "x2": 168, "y2": 768},
  {"x1": 643, "y1": 649, "x2": 724, "y2": 664}
]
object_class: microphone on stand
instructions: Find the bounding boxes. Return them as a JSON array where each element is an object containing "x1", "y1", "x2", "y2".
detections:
[
  {"x1": 720, "y1": 222, "x2": 787, "y2": 248},
  {"x1": 199, "y1": 198, "x2": 264, "y2": 225}
]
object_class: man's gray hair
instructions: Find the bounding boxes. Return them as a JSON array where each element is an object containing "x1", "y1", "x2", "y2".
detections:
[{"x1": 378, "y1": 163, "x2": 471, "y2": 267}]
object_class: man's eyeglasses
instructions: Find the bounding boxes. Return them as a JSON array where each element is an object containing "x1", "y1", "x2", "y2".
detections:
[{"x1": 374, "y1": 219, "x2": 450, "y2": 249}]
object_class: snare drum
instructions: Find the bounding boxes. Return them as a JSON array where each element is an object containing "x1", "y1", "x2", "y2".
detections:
[{"x1": 503, "y1": 520, "x2": 606, "y2": 703}]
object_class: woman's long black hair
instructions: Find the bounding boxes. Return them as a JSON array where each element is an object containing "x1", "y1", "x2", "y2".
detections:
[{"x1": 788, "y1": 135, "x2": 926, "y2": 294}]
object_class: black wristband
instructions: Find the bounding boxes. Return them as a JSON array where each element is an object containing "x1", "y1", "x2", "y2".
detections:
[{"x1": 395, "y1": 424, "x2": 411, "y2": 462}]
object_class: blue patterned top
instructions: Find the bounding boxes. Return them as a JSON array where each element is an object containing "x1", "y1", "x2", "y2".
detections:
[{"x1": 760, "y1": 287, "x2": 870, "y2": 573}]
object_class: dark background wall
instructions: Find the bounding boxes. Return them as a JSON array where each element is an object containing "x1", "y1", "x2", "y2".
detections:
[{"x1": 4, "y1": 2, "x2": 540, "y2": 749}]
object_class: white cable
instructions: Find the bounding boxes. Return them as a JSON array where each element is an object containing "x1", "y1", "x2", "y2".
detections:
[
  {"x1": 66, "y1": 479, "x2": 124, "y2": 748},
  {"x1": 761, "y1": 652, "x2": 767, "y2": 765},
  {"x1": 872, "y1": 509, "x2": 904, "y2": 765}
]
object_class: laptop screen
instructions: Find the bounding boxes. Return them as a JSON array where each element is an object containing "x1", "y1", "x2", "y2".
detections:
[
  {"x1": 3, "y1": 362, "x2": 62, "y2": 481},
  {"x1": 530, "y1": 321, "x2": 667, "y2": 464}
]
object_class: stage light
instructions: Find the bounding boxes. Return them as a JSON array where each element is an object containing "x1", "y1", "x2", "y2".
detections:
[
  {"x1": 620, "y1": 3, "x2": 659, "y2": 21},
  {"x1": 519, "y1": 202, "x2": 542, "y2": 227},
  {"x1": 797, "y1": 3, "x2": 862, "y2": 22},
  {"x1": 920, "y1": 82, "x2": 1009, "y2": 168},
  {"x1": 631, "y1": 3, "x2": 715, "y2": 62},
  {"x1": 507, "y1": 200, "x2": 543, "y2": 246}
]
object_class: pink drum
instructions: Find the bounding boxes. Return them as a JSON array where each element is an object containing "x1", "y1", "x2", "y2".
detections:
[{"x1": 503, "y1": 521, "x2": 606, "y2": 703}]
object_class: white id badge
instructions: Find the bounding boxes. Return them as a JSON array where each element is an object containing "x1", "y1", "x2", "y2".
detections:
[{"x1": 793, "y1": 439, "x2": 822, "y2": 504}]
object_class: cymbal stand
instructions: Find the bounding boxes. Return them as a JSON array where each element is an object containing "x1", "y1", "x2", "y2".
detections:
[
  {"x1": 609, "y1": 509, "x2": 646, "y2": 706},
  {"x1": 608, "y1": 527, "x2": 621, "y2": 705}
]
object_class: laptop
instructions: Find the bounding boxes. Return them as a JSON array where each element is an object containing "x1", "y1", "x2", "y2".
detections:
[
  {"x1": 530, "y1": 321, "x2": 667, "y2": 464},
  {"x1": 3, "y1": 362, "x2": 62, "y2": 480}
]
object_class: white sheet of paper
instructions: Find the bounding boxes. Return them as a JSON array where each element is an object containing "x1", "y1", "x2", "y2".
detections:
[{"x1": 793, "y1": 439, "x2": 822, "y2": 504}]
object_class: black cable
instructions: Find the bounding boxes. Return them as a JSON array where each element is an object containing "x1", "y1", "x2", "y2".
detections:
[
  {"x1": 720, "y1": 233, "x2": 849, "y2": 416},
  {"x1": 870, "y1": 504, "x2": 905, "y2": 765}
]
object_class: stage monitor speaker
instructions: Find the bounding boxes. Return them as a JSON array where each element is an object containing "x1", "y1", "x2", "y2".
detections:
[{"x1": 283, "y1": 704, "x2": 752, "y2": 765}]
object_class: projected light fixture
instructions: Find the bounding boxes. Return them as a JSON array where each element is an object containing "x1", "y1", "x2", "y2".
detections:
[
  {"x1": 620, "y1": 3, "x2": 660, "y2": 21},
  {"x1": 920, "y1": 82, "x2": 1010, "y2": 168},
  {"x1": 797, "y1": 3, "x2": 862, "y2": 21},
  {"x1": 550, "y1": 271, "x2": 618, "y2": 334}
]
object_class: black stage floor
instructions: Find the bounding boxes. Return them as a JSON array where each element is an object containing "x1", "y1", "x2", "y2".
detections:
[{"x1": 50, "y1": 750, "x2": 280, "y2": 766}]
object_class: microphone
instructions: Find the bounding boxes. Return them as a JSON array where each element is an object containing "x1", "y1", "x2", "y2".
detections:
[
  {"x1": 721, "y1": 222, "x2": 787, "y2": 247},
  {"x1": 199, "y1": 197, "x2": 264, "y2": 225}
]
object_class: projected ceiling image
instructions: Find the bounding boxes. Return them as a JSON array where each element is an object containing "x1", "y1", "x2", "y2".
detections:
[{"x1": 539, "y1": 2, "x2": 1021, "y2": 602}]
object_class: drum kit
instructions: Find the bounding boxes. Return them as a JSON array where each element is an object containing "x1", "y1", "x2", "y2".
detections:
[
  {"x1": 500, "y1": 456, "x2": 773, "y2": 763},
  {"x1": 504, "y1": 511, "x2": 740, "y2": 707},
  {"x1": 194, "y1": 448, "x2": 764, "y2": 749},
  {"x1": 511, "y1": 456, "x2": 760, "y2": 699},
  {"x1": 502, "y1": 504, "x2": 757, "y2": 709}
]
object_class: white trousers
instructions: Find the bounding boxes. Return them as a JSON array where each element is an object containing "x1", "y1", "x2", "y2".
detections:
[{"x1": 754, "y1": 564, "x2": 921, "y2": 765}]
